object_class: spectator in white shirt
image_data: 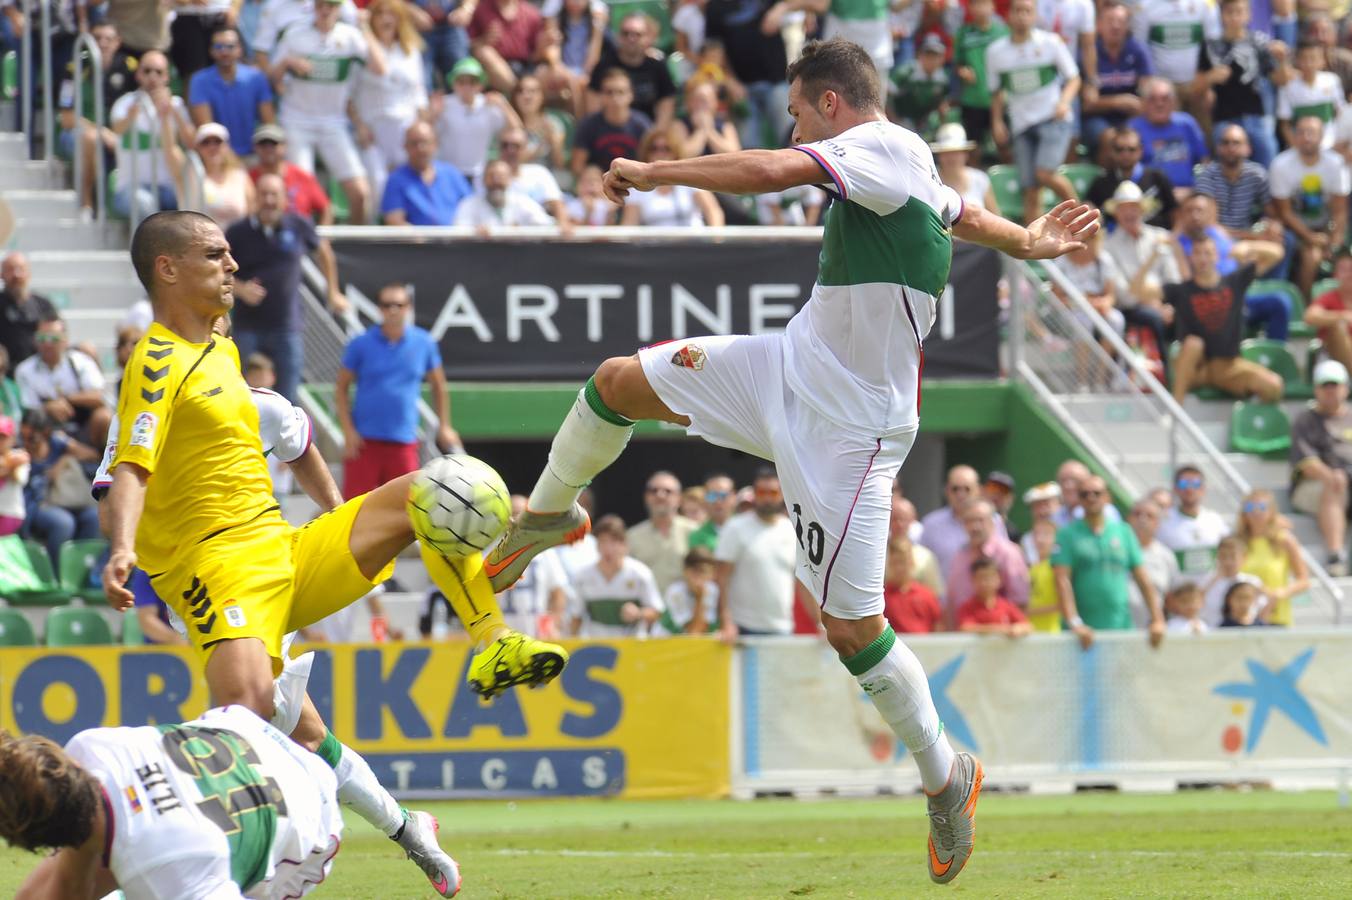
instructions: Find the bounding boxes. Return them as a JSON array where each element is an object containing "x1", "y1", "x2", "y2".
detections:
[
  {"x1": 495, "y1": 126, "x2": 571, "y2": 226},
  {"x1": 714, "y1": 467, "x2": 797, "y2": 639},
  {"x1": 454, "y1": 159, "x2": 554, "y2": 229},
  {"x1": 565, "y1": 165, "x2": 620, "y2": 225},
  {"x1": 1157, "y1": 464, "x2": 1231, "y2": 575},
  {"x1": 620, "y1": 126, "x2": 724, "y2": 228},
  {"x1": 15, "y1": 316, "x2": 109, "y2": 447},
  {"x1": 1102, "y1": 180, "x2": 1181, "y2": 374},
  {"x1": 1128, "y1": 496, "x2": 1179, "y2": 627},
  {"x1": 109, "y1": 50, "x2": 195, "y2": 223},
  {"x1": 656, "y1": 546, "x2": 720, "y2": 635},
  {"x1": 566, "y1": 514, "x2": 664, "y2": 637},
  {"x1": 352, "y1": 0, "x2": 429, "y2": 212},
  {"x1": 433, "y1": 56, "x2": 521, "y2": 182}
]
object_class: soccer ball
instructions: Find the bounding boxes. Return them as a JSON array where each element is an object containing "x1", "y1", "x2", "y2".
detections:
[{"x1": 407, "y1": 454, "x2": 511, "y2": 557}]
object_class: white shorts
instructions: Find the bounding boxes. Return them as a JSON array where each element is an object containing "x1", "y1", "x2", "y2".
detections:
[
  {"x1": 638, "y1": 334, "x2": 915, "y2": 620},
  {"x1": 279, "y1": 114, "x2": 365, "y2": 183}
]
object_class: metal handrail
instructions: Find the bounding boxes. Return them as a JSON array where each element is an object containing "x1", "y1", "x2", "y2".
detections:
[
  {"x1": 38, "y1": 0, "x2": 51, "y2": 164},
  {"x1": 71, "y1": 30, "x2": 105, "y2": 224},
  {"x1": 19, "y1": 0, "x2": 30, "y2": 147},
  {"x1": 1008, "y1": 256, "x2": 1344, "y2": 623}
]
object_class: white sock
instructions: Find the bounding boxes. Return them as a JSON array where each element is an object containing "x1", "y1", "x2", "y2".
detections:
[
  {"x1": 334, "y1": 742, "x2": 405, "y2": 837},
  {"x1": 847, "y1": 625, "x2": 956, "y2": 794},
  {"x1": 528, "y1": 379, "x2": 633, "y2": 513}
]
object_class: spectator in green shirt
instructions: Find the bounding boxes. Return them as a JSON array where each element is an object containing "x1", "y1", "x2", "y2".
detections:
[
  {"x1": 953, "y1": 0, "x2": 1009, "y2": 159},
  {"x1": 1052, "y1": 475, "x2": 1166, "y2": 650},
  {"x1": 890, "y1": 33, "x2": 951, "y2": 139},
  {"x1": 689, "y1": 472, "x2": 736, "y2": 552}
]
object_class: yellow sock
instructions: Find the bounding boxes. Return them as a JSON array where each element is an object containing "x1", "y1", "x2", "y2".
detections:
[{"x1": 419, "y1": 545, "x2": 509, "y2": 646}]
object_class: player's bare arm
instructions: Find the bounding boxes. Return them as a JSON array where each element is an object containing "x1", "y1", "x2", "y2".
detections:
[
  {"x1": 953, "y1": 200, "x2": 1101, "y2": 260},
  {"x1": 102, "y1": 461, "x2": 149, "y2": 610},
  {"x1": 603, "y1": 149, "x2": 826, "y2": 204},
  {"x1": 289, "y1": 443, "x2": 344, "y2": 511}
]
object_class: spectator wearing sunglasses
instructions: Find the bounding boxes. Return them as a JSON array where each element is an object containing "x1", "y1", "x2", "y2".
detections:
[
  {"x1": 921, "y1": 464, "x2": 1010, "y2": 582},
  {"x1": 628, "y1": 471, "x2": 699, "y2": 595},
  {"x1": 188, "y1": 26, "x2": 276, "y2": 158},
  {"x1": 1156, "y1": 465, "x2": 1232, "y2": 576},
  {"x1": 1234, "y1": 488, "x2": 1307, "y2": 625},
  {"x1": 689, "y1": 473, "x2": 736, "y2": 552},
  {"x1": 1290, "y1": 359, "x2": 1352, "y2": 575}
]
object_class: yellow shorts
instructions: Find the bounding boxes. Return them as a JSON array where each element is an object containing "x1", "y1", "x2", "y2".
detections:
[{"x1": 153, "y1": 494, "x2": 396, "y2": 664}]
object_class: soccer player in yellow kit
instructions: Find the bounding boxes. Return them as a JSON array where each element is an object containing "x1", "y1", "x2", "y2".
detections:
[{"x1": 101, "y1": 211, "x2": 566, "y2": 722}]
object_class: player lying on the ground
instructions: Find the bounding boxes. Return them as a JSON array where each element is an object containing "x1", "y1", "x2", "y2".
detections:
[
  {"x1": 101, "y1": 212, "x2": 565, "y2": 727},
  {"x1": 91, "y1": 370, "x2": 460, "y2": 898},
  {"x1": 1, "y1": 705, "x2": 341, "y2": 900},
  {"x1": 486, "y1": 38, "x2": 1101, "y2": 885}
]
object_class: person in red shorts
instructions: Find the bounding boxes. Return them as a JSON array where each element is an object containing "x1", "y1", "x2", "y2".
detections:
[
  {"x1": 335, "y1": 282, "x2": 461, "y2": 499},
  {"x1": 956, "y1": 557, "x2": 1032, "y2": 637},
  {"x1": 882, "y1": 535, "x2": 944, "y2": 634},
  {"x1": 1305, "y1": 251, "x2": 1352, "y2": 375}
]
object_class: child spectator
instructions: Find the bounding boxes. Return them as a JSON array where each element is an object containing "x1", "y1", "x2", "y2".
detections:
[
  {"x1": 1220, "y1": 580, "x2": 1269, "y2": 626},
  {"x1": 882, "y1": 536, "x2": 944, "y2": 634},
  {"x1": 956, "y1": 557, "x2": 1032, "y2": 637},
  {"x1": 1278, "y1": 40, "x2": 1344, "y2": 150},
  {"x1": 1024, "y1": 520, "x2": 1062, "y2": 633},
  {"x1": 1200, "y1": 535, "x2": 1264, "y2": 627},
  {"x1": 890, "y1": 33, "x2": 951, "y2": 137},
  {"x1": 566, "y1": 165, "x2": 620, "y2": 225},
  {"x1": 1235, "y1": 488, "x2": 1308, "y2": 626},
  {"x1": 1198, "y1": 0, "x2": 1286, "y2": 168},
  {"x1": 567, "y1": 514, "x2": 664, "y2": 637},
  {"x1": 1164, "y1": 581, "x2": 1208, "y2": 634},
  {"x1": 952, "y1": 0, "x2": 1008, "y2": 152},
  {"x1": 657, "y1": 547, "x2": 720, "y2": 635},
  {"x1": 0, "y1": 415, "x2": 28, "y2": 536}
]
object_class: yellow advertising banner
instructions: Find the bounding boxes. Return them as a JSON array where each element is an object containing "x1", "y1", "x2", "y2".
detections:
[{"x1": 0, "y1": 638, "x2": 731, "y2": 798}]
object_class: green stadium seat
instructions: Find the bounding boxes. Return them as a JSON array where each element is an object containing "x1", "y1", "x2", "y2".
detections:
[
  {"x1": 987, "y1": 165, "x2": 1024, "y2": 221},
  {"x1": 0, "y1": 607, "x2": 35, "y2": 646},
  {"x1": 45, "y1": 606, "x2": 113, "y2": 647},
  {"x1": 328, "y1": 176, "x2": 350, "y2": 224},
  {"x1": 58, "y1": 538, "x2": 109, "y2": 604},
  {"x1": 1058, "y1": 162, "x2": 1103, "y2": 199},
  {"x1": 0, "y1": 537, "x2": 70, "y2": 606},
  {"x1": 122, "y1": 608, "x2": 144, "y2": 645},
  {"x1": 1240, "y1": 338, "x2": 1310, "y2": 399},
  {"x1": 1, "y1": 50, "x2": 15, "y2": 101},
  {"x1": 1247, "y1": 278, "x2": 1311, "y2": 339},
  {"x1": 1229, "y1": 400, "x2": 1291, "y2": 457}
]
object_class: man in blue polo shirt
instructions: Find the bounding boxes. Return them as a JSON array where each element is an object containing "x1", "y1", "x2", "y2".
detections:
[
  {"x1": 188, "y1": 25, "x2": 275, "y2": 157},
  {"x1": 1129, "y1": 76, "x2": 1208, "y2": 191},
  {"x1": 382, "y1": 121, "x2": 472, "y2": 226},
  {"x1": 335, "y1": 282, "x2": 460, "y2": 499}
]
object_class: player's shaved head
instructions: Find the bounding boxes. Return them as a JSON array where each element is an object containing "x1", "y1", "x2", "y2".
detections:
[
  {"x1": 130, "y1": 210, "x2": 219, "y2": 296},
  {"x1": 0, "y1": 730, "x2": 100, "y2": 852},
  {"x1": 786, "y1": 38, "x2": 881, "y2": 113}
]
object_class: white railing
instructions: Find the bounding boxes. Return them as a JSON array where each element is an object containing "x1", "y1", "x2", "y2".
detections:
[
  {"x1": 1006, "y1": 257, "x2": 1343, "y2": 622},
  {"x1": 70, "y1": 30, "x2": 105, "y2": 224}
]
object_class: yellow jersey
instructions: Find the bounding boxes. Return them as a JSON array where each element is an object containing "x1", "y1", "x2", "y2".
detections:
[
  {"x1": 1241, "y1": 535, "x2": 1293, "y2": 627},
  {"x1": 112, "y1": 321, "x2": 281, "y2": 575}
]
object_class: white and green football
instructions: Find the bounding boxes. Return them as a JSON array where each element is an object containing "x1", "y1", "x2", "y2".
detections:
[{"x1": 407, "y1": 454, "x2": 511, "y2": 557}]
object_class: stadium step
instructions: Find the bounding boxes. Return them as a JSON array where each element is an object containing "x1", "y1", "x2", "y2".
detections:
[
  {"x1": 26, "y1": 250, "x2": 137, "y2": 284},
  {"x1": 0, "y1": 159, "x2": 58, "y2": 190},
  {"x1": 7, "y1": 218, "x2": 123, "y2": 252},
  {"x1": 2, "y1": 188, "x2": 79, "y2": 219},
  {"x1": 0, "y1": 131, "x2": 29, "y2": 162}
]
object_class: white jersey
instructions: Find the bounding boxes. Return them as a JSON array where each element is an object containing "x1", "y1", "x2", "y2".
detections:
[
  {"x1": 656, "y1": 579, "x2": 719, "y2": 635},
  {"x1": 508, "y1": 162, "x2": 563, "y2": 208},
  {"x1": 254, "y1": 0, "x2": 359, "y2": 56},
  {"x1": 496, "y1": 548, "x2": 565, "y2": 636},
  {"x1": 1269, "y1": 147, "x2": 1352, "y2": 230},
  {"x1": 714, "y1": 511, "x2": 798, "y2": 634},
  {"x1": 1277, "y1": 72, "x2": 1346, "y2": 149},
  {"x1": 434, "y1": 93, "x2": 507, "y2": 180},
  {"x1": 789, "y1": 120, "x2": 963, "y2": 435},
  {"x1": 95, "y1": 386, "x2": 311, "y2": 497},
  {"x1": 64, "y1": 706, "x2": 341, "y2": 900},
  {"x1": 110, "y1": 91, "x2": 189, "y2": 190},
  {"x1": 567, "y1": 556, "x2": 664, "y2": 638},
  {"x1": 1156, "y1": 507, "x2": 1231, "y2": 574},
  {"x1": 273, "y1": 21, "x2": 369, "y2": 126},
  {"x1": 986, "y1": 29, "x2": 1079, "y2": 136},
  {"x1": 453, "y1": 191, "x2": 553, "y2": 227},
  {"x1": 1037, "y1": 0, "x2": 1095, "y2": 53},
  {"x1": 1133, "y1": 0, "x2": 1220, "y2": 83},
  {"x1": 352, "y1": 41, "x2": 427, "y2": 125}
]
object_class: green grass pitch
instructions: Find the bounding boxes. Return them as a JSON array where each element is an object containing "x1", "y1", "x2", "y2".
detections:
[{"x1": 3, "y1": 792, "x2": 1351, "y2": 898}]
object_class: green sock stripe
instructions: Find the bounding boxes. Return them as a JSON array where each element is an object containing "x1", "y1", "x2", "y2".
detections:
[
  {"x1": 842, "y1": 625, "x2": 897, "y2": 676},
  {"x1": 584, "y1": 376, "x2": 635, "y2": 427},
  {"x1": 316, "y1": 730, "x2": 343, "y2": 769}
]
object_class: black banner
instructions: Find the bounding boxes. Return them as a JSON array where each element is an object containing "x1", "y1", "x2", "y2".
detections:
[{"x1": 332, "y1": 237, "x2": 1001, "y2": 381}]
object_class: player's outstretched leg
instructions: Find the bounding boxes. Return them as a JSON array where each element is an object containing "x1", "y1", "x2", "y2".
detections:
[
  {"x1": 295, "y1": 700, "x2": 463, "y2": 897},
  {"x1": 488, "y1": 360, "x2": 678, "y2": 591},
  {"x1": 829, "y1": 617, "x2": 982, "y2": 883}
]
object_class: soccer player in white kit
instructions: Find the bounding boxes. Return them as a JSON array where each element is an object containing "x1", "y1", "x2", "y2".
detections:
[
  {"x1": 1, "y1": 705, "x2": 341, "y2": 899},
  {"x1": 485, "y1": 38, "x2": 1099, "y2": 884}
]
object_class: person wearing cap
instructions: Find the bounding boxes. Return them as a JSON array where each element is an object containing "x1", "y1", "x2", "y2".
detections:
[
  {"x1": 432, "y1": 56, "x2": 521, "y2": 182},
  {"x1": 1018, "y1": 481, "x2": 1061, "y2": 563},
  {"x1": 889, "y1": 34, "x2": 951, "y2": 137},
  {"x1": 1290, "y1": 358, "x2": 1352, "y2": 575},
  {"x1": 986, "y1": 0, "x2": 1080, "y2": 225},
  {"x1": 352, "y1": 0, "x2": 430, "y2": 210},
  {"x1": 268, "y1": 0, "x2": 386, "y2": 224},
  {"x1": 188, "y1": 25, "x2": 276, "y2": 159},
  {"x1": 586, "y1": 12, "x2": 676, "y2": 125},
  {"x1": 1087, "y1": 125, "x2": 1178, "y2": 229},
  {"x1": 468, "y1": 0, "x2": 546, "y2": 95},
  {"x1": 951, "y1": 0, "x2": 1008, "y2": 152},
  {"x1": 108, "y1": 49, "x2": 195, "y2": 223},
  {"x1": 248, "y1": 122, "x2": 333, "y2": 224},
  {"x1": 983, "y1": 471, "x2": 1018, "y2": 540},
  {"x1": 1102, "y1": 180, "x2": 1181, "y2": 373},
  {"x1": 165, "y1": 122, "x2": 256, "y2": 226},
  {"x1": 1167, "y1": 230, "x2": 1284, "y2": 405},
  {"x1": 381, "y1": 121, "x2": 473, "y2": 225}
]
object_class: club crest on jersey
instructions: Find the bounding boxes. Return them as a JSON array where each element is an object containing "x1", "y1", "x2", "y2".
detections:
[
  {"x1": 124, "y1": 785, "x2": 143, "y2": 814},
  {"x1": 224, "y1": 605, "x2": 247, "y2": 628},
  {"x1": 670, "y1": 344, "x2": 706, "y2": 371},
  {"x1": 129, "y1": 412, "x2": 157, "y2": 449}
]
